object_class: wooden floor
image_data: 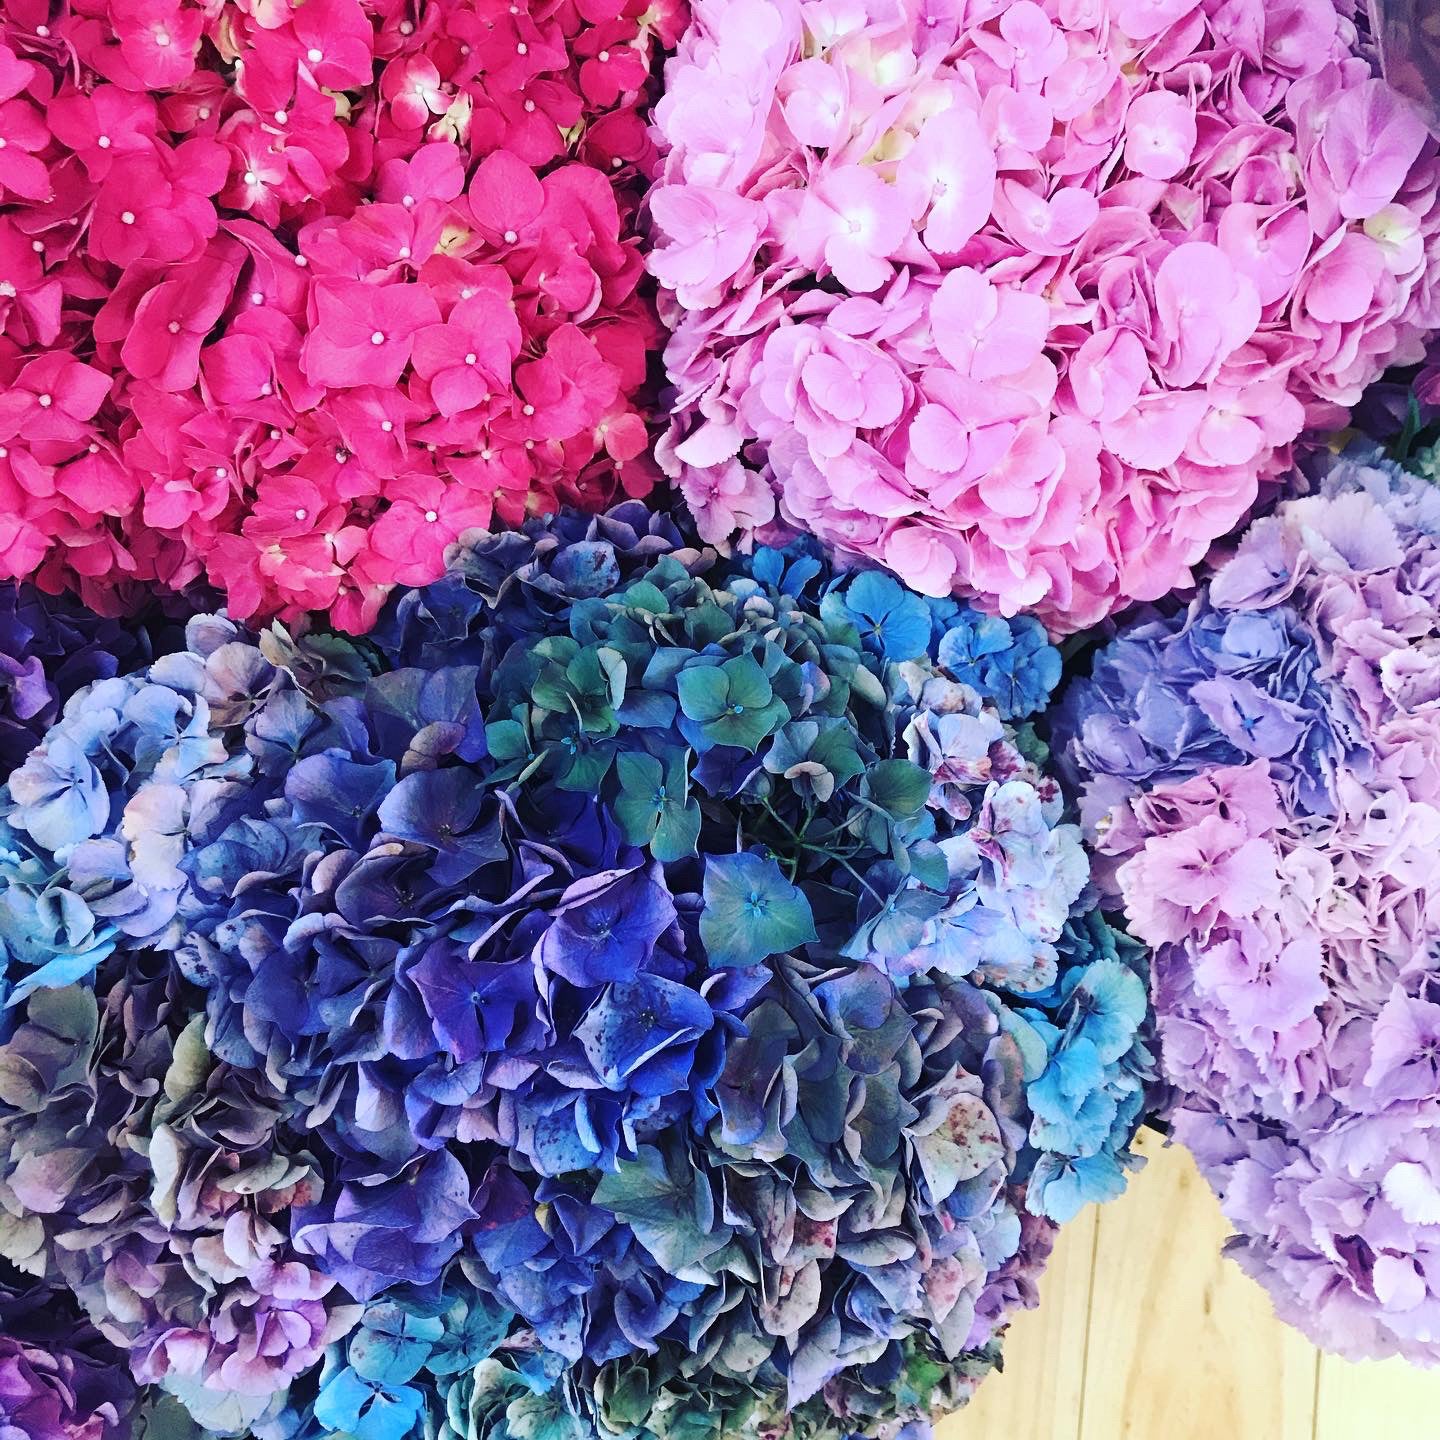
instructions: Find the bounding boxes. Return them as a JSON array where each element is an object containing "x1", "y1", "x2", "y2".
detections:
[{"x1": 939, "y1": 1130, "x2": 1440, "y2": 1440}]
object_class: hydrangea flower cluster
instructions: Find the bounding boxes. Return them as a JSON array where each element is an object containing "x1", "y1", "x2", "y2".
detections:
[
  {"x1": 0, "y1": 505, "x2": 1150, "y2": 1438},
  {"x1": 648, "y1": 0, "x2": 1440, "y2": 633},
  {"x1": 0, "y1": 0, "x2": 678, "y2": 629},
  {"x1": 1055, "y1": 445, "x2": 1440, "y2": 1362},
  {"x1": 0, "y1": 581, "x2": 179, "y2": 773},
  {"x1": 0, "y1": 1271, "x2": 138, "y2": 1440}
]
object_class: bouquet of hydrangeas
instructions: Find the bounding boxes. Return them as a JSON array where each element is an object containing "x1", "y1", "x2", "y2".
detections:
[
  {"x1": 648, "y1": 0, "x2": 1440, "y2": 633},
  {"x1": 1055, "y1": 442, "x2": 1440, "y2": 1362},
  {"x1": 0, "y1": 504, "x2": 1149, "y2": 1438},
  {"x1": 0, "y1": 0, "x2": 677, "y2": 628}
]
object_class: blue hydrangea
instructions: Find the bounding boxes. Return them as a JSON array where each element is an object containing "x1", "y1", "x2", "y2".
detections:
[
  {"x1": 935, "y1": 612, "x2": 1062, "y2": 720},
  {"x1": 0, "y1": 505, "x2": 1153, "y2": 1440}
]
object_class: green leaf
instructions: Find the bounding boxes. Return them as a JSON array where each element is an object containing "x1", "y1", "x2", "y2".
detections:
[
  {"x1": 865, "y1": 759, "x2": 933, "y2": 819},
  {"x1": 700, "y1": 852, "x2": 817, "y2": 968},
  {"x1": 595, "y1": 645, "x2": 629, "y2": 708},
  {"x1": 847, "y1": 661, "x2": 887, "y2": 708},
  {"x1": 591, "y1": 1144, "x2": 732, "y2": 1277},
  {"x1": 707, "y1": 697, "x2": 789, "y2": 753},
  {"x1": 622, "y1": 580, "x2": 670, "y2": 615},
  {"x1": 556, "y1": 745, "x2": 613, "y2": 793},
  {"x1": 686, "y1": 601, "x2": 734, "y2": 648},
  {"x1": 531, "y1": 666, "x2": 575, "y2": 714},
  {"x1": 907, "y1": 840, "x2": 950, "y2": 891},
  {"x1": 484, "y1": 718, "x2": 530, "y2": 763},
  {"x1": 722, "y1": 655, "x2": 772, "y2": 708},
  {"x1": 652, "y1": 797, "x2": 701, "y2": 862},
  {"x1": 612, "y1": 751, "x2": 700, "y2": 860},
  {"x1": 676, "y1": 666, "x2": 728, "y2": 722}
]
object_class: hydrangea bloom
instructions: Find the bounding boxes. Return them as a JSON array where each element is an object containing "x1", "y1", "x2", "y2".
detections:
[
  {"x1": 1055, "y1": 444, "x2": 1440, "y2": 1362},
  {"x1": 649, "y1": 0, "x2": 1440, "y2": 632},
  {"x1": 0, "y1": 582, "x2": 179, "y2": 775},
  {"x1": 0, "y1": 506, "x2": 1149, "y2": 1437},
  {"x1": 0, "y1": 1275, "x2": 137, "y2": 1440},
  {"x1": 0, "y1": 975, "x2": 357, "y2": 1432},
  {"x1": 0, "y1": 0, "x2": 678, "y2": 630}
]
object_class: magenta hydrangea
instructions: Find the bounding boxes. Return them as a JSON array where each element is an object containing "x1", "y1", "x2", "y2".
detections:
[
  {"x1": 648, "y1": 0, "x2": 1440, "y2": 633},
  {"x1": 1056, "y1": 444, "x2": 1440, "y2": 1362},
  {"x1": 0, "y1": 0, "x2": 681, "y2": 632}
]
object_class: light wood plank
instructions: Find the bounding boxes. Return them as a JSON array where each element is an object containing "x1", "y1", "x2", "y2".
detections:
[
  {"x1": 938, "y1": 1200, "x2": 1097, "y2": 1440},
  {"x1": 1078, "y1": 1129, "x2": 1319, "y2": 1440},
  {"x1": 1316, "y1": 1352, "x2": 1440, "y2": 1439}
]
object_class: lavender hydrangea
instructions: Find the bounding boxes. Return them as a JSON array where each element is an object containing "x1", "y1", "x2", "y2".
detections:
[
  {"x1": 0, "y1": 504, "x2": 1148, "y2": 1439},
  {"x1": 0, "y1": 1275, "x2": 138, "y2": 1440},
  {"x1": 0, "y1": 583, "x2": 178, "y2": 777},
  {"x1": 1056, "y1": 443, "x2": 1440, "y2": 1363},
  {"x1": 0, "y1": 968, "x2": 357, "y2": 1433}
]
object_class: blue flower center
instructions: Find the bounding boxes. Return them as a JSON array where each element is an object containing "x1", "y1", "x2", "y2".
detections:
[
  {"x1": 744, "y1": 890, "x2": 767, "y2": 916},
  {"x1": 652, "y1": 788, "x2": 667, "y2": 804},
  {"x1": 730, "y1": 703, "x2": 744, "y2": 714}
]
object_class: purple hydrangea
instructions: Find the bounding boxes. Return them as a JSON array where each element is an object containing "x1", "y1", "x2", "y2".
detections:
[
  {"x1": 0, "y1": 1276, "x2": 138, "y2": 1440},
  {"x1": 0, "y1": 506, "x2": 1149, "y2": 1440},
  {"x1": 0, "y1": 583, "x2": 180, "y2": 776},
  {"x1": 1057, "y1": 443, "x2": 1440, "y2": 1363}
]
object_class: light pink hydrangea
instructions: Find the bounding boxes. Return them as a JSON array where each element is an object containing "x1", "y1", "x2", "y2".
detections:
[{"x1": 649, "y1": 0, "x2": 1440, "y2": 633}]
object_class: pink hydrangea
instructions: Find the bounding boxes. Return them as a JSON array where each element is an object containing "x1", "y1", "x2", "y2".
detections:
[
  {"x1": 0, "y1": 0, "x2": 682, "y2": 631},
  {"x1": 649, "y1": 0, "x2": 1440, "y2": 633}
]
